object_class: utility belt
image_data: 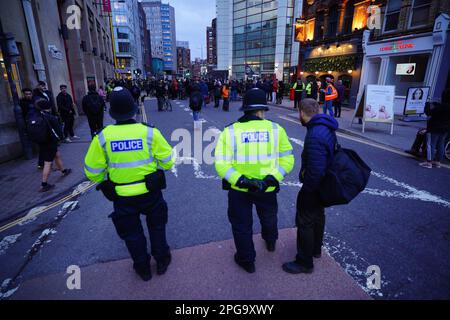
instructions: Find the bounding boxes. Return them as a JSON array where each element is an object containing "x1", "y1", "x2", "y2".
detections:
[{"x1": 96, "y1": 170, "x2": 167, "y2": 202}]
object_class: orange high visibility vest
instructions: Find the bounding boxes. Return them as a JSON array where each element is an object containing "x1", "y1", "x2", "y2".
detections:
[
  {"x1": 222, "y1": 87, "x2": 229, "y2": 99},
  {"x1": 325, "y1": 84, "x2": 338, "y2": 101}
]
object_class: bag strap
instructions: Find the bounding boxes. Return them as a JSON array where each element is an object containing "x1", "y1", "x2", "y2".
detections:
[{"x1": 40, "y1": 111, "x2": 61, "y2": 141}]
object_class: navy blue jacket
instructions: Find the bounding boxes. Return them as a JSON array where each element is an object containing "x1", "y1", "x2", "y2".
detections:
[{"x1": 300, "y1": 114, "x2": 338, "y2": 193}]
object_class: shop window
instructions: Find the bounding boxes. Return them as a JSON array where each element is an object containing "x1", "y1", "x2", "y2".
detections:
[
  {"x1": 383, "y1": 0, "x2": 401, "y2": 32},
  {"x1": 410, "y1": 0, "x2": 431, "y2": 28},
  {"x1": 385, "y1": 54, "x2": 430, "y2": 96}
]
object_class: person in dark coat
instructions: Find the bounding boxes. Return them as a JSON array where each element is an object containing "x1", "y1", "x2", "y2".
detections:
[
  {"x1": 283, "y1": 98, "x2": 338, "y2": 274},
  {"x1": 19, "y1": 88, "x2": 34, "y2": 120},
  {"x1": 35, "y1": 99, "x2": 72, "y2": 192},
  {"x1": 82, "y1": 85, "x2": 106, "y2": 137},
  {"x1": 56, "y1": 84, "x2": 79, "y2": 142},
  {"x1": 419, "y1": 88, "x2": 450, "y2": 168},
  {"x1": 334, "y1": 80, "x2": 346, "y2": 118}
]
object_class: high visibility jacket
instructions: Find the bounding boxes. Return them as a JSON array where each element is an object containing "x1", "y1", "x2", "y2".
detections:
[
  {"x1": 293, "y1": 82, "x2": 305, "y2": 92},
  {"x1": 214, "y1": 118, "x2": 295, "y2": 192},
  {"x1": 306, "y1": 83, "x2": 312, "y2": 95},
  {"x1": 84, "y1": 123, "x2": 174, "y2": 197},
  {"x1": 325, "y1": 84, "x2": 338, "y2": 101}
]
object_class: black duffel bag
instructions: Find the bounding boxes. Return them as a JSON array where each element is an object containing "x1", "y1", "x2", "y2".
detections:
[{"x1": 319, "y1": 144, "x2": 371, "y2": 207}]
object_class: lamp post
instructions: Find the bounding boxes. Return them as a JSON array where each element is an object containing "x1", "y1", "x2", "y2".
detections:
[{"x1": 0, "y1": 18, "x2": 33, "y2": 160}]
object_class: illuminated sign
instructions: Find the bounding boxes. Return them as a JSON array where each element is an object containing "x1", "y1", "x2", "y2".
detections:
[
  {"x1": 396, "y1": 63, "x2": 416, "y2": 76},
  {"x1": 380, "y1": 41, "x2": 415, "y2": 52}
]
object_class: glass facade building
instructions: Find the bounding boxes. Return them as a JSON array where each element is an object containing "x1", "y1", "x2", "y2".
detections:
[{"x1": 230, "y1": 0, "x2": 299, "y2": 82}]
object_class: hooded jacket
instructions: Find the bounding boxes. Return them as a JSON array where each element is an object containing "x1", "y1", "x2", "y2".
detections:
[{"x1": 300, "y1": 114, "x2": 339, "y2": 194}]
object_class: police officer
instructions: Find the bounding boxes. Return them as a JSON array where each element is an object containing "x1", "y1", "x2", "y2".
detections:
[
  {"x1": 214, "y1": 88, "x2": 295, "y2": 273},
  {"x1": 84, "y1": 87, "x2": 174, "y2": 281}
]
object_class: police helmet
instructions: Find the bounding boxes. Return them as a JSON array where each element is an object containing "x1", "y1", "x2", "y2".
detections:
[
  {"x1": 240, "y1": 88, "x2": 269, "y2": 112},
  {"x1": 109, "y1": 87, "x2": 138, "y2": 121}
]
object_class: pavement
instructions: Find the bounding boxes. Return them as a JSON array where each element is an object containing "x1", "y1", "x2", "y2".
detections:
[
  {"x1": 12, "y1": 228, "x2": 369, "y2": 300},
  {"x1": 270, "y1": 99, "x2": 425, "y2": 152}
]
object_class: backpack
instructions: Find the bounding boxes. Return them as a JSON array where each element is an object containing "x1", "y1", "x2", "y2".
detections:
[
  {"x1": 190, "y1": 92, "x2": 203, "y2": 111},
  {"x1": 26, "y1": 111, "x2": 50, "y2": 144},
  {"x1": 319, "y1": 144, "x2": 371, "y2": 207}
]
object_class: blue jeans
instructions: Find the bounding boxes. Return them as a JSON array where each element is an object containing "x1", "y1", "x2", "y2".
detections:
[
  {"x1": 193, "y1": 111, "x2": 200, "y2": 121},
  {"x1": 426, "y1": 132, "x2": 448, "y2": 162},
  {"x1": 323, "y1": 100, "x2": 334, "y2": 117},
  {"x1": 231, "y1": 90, "x2": 237, "y2": 101}
]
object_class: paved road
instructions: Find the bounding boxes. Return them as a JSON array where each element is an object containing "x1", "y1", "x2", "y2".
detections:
[{"x1": 1, "y1": 98, "x2": 449, "y2": 299}]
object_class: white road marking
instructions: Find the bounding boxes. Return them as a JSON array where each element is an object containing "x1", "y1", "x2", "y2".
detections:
[
  {"x1": 0, "y1": 279, "x2": 19, "y2": 300},
  {"x1": 0, "y1": 234, "x2": 21, "y2": 256},
  {"x1": 18, "y1": 207, "x2": 47, "y2": 226}
]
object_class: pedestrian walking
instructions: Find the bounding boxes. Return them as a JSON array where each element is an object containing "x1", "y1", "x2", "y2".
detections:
[
  {"x1": 84, "y1": 87, "x2": 174, "y2": 281},
  {"x1": 293, "y1": 78, "x2": 305, "y2": 109},
  {"x1": 419, "y1": 89, "x2": 450, "y2": 169},
  {"x1": 29, "y1": 99, "x2": 72, "y2": 192},
  {"x1": 277, "y1": 80, "x2": 284, "y2": 104},
  {"x1": 189, "y1": 82, "x2": 203, "y2": 124},
  {"x1": 222, "y1": 84, "x2": 230, "y2": 111},
  {"x1": 33, "y1": 81, "x2": 57, "y2": 115},
  {"x1": 82, "y1": 85, "x2": 105, "y2": 138},
  {"x1": 19, "y1": 88, "x2": 35, "y2": 121},
  {"x1": 282, "y1": 98, "x2": 338, "y2": 274},
  {"x1": 214, "y1": 81, "x2": 222, "y2": 108},
  {"x1": 321, "y1": 77, "x2": 337, "y2": 117},
  {"x1": 56, "y1": 84, "x2": 79, "y2": 142},
  {"x1": 214, "y1": 88, "x2": 295, "y2": 273},
  {"x1": 334, "y1": 80, "x2": 345, "y2": 118}
]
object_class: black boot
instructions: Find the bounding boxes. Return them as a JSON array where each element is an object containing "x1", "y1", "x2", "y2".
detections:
[
  {"x1": 157, "y1": 253, "x2": 172, "y2": 275},
  {"x1": 234, "y1": 254, "x2": 255, "y2": 273}
]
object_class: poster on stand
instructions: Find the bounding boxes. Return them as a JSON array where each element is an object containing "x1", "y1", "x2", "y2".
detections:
[
  {"x1": 363, "y1": 85, "x2": 395, "y2": 135},
  {"x1": 404, "y1": 87, "x2": 430, "y2": 115}
]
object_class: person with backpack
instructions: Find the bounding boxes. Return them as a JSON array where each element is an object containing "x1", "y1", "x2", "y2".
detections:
[
  {"x1": 189, "y1": 82, "x2": 203, "y2": 123},
  {"x1": 82, "y1": 85, "x2": 106, "y2": 138},
  {"x1": 56, "y1": 85, "x2": 79, "y2": 143},
  {"x1": 283, "y1": 98, "x2": 338, "y2": 274},
  {"x1": 29, "y1": 99, "x2": 72, "y2": 192}
]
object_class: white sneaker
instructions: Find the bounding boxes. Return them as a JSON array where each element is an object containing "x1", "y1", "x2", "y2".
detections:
[
  {"x1": 64, "y1": 138, "x2": 72, "y2": 143},
  {"x1": 71, "y1": 136, "x2": 80, "y2": 140}
]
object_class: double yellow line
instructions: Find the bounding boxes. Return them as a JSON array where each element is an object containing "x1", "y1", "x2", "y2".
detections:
[{"x1": 0, "y1": 182, "x2": 96, "y2": 234}]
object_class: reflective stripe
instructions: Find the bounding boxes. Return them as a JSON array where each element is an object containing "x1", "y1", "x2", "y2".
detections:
[
  {"x1": 272, "y1": 122, "x2": 279, "y2": 167},
  {"x1": 109, "y1": 158, "x2": 154, "y2": 169},
  {"x1": 235, "y1": 154, "x2": 275, "y2": 162},
  {"x1": 97, "y1": 131, "x2": 109, "y2": 162},
  {"x1": 215, "y1": 155, "x2": 233, "y2": 162},
  {"x1": 160, "y1": 154, "x2": 173, "y2": 163},
  {"x1": 228, "y1": 125, "x2": 237, "y2": 161},
  {"x1": 147, "y1": 127, "x2": 154, "y2": 152},
  {"x1": 277, "y1": 166, "x2": 288, "y2": 177},
  {"x1": 278, "y1": 150, "x2": 293, "y2": 158},
  {"x1": 84, "y1": 165, "x2": 106, "y2": 174},
  {"x1": 224, "y1": 167, "x2": 237, "y2": 181}
]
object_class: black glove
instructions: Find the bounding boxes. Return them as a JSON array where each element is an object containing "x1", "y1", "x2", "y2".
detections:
[
  {"x1": 263, "y1": 175, "x2": 280, "y2": 192},
  {"x1": 236, "y1": 176, "x2": 266, "y2": 193}
]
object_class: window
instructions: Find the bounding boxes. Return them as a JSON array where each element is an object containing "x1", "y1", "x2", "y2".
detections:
[
  {"x1": 410, "y1": 0, "x2": 431, "y2": 27},
  {"x1": 118, "y1": 43, "x2": 130, "y2": 53},
  {"x1": 343, "y1": 3, "x2": 354, "y2": 34},
  {"x1": 328, "y1": 5, "x2": 338, "y2": 37},
  {"x1": 384, "y1": 0, "x2": 401, "y2": 32}
]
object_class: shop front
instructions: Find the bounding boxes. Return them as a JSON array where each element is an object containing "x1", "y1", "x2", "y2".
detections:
[
  {"x1": 301, "y1": 40, "x2": 362, "y2": 108},
  {"x1": 358, "y1": 14, "x2": 450, "y2": 115}
]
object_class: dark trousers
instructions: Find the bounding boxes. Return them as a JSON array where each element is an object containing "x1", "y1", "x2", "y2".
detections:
[
  {"x1": 295, "y1": 191, "x2": 325, "y2": 268},
  {"x1": 214, "y1": 96, "x2": 221, "y2": 108},
  {"x1": 87, "y1": 113, "x2": 104, "y2": 137},
  {"x1": 223, "y1": 98, "x2": 229, "y2": 111},
  {"x1": 228, "y1": 190, "x2": 278, "y2": 263},
  {"x1": 266, "y1": 91, "x2": 272, "y2": 102},
  {"x1": 294, "y1": 91, "x2": 302, "y2": 109},
  {"x1": 62, "y1": 115, "x2": 75, "y2": 138},
  {"x1": 111, "y1": 191, "x2": 170, "y2": 269},
  {"x1": 334, "y1": 101, "x2": 342, "y2": 118}
]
